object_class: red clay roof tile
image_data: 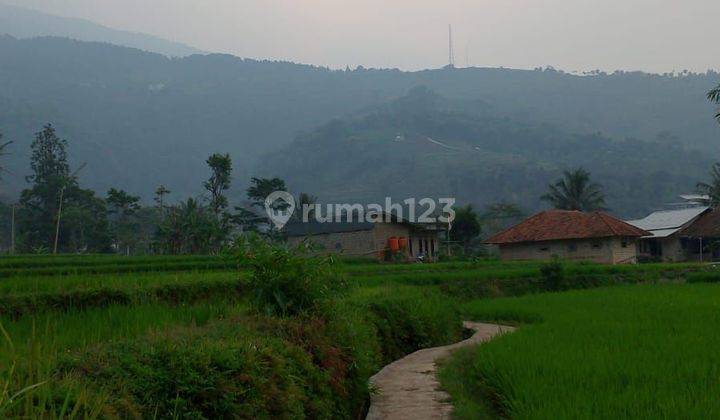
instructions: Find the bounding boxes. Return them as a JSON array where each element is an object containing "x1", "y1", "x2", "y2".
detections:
[{"x1": 484, "y1": 210, "x2": 649, "y2": 244}]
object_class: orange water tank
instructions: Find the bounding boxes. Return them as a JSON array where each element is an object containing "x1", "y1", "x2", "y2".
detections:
[
  {"x1": 388, "y1": 237, "x2": 400, "y2": 252},
  {"x1": 398, "y1": 237, "x2": 408, "y2": 249}
]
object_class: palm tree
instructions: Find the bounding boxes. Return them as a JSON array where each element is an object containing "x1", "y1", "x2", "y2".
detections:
[
  {"x1": 696, "y1": 163, "x2": 720, "y2": 207},
  {"x1": 709, "y1": 84, "x2": 720, "y2": 123},
  {"x1": 541, "y1": 168, "x2": 607, "y2": 211}
]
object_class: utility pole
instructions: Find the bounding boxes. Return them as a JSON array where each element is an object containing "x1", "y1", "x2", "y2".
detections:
[
  {"x1": 53, "y1": 163, "x2": 86, "y2": 254},
  {"x1": 448, "y1": 24, "x2": 455, "y2": 68},
  {"x1": 10, "y1": 204, "x2": 15, "y2": 254},
  {"x1": 53, "y1": 186, "x2": 65, "y2": 255}
]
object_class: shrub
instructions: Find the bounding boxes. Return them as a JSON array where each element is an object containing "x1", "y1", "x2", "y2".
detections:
[
  {"x1": 233, "y1": 235, "x2": 346, "y2": 317},
  {"x1": 539, "y1": 257, "x2": 566, "y2": 291}
]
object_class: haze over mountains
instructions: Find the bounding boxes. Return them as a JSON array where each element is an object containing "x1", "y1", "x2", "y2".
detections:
[
  {"x1": 0, "y1": 6, "x2": 719, "y2": 217},
  {"x1": 0, "y1": 3, "x2": 202, "y2": 57}
]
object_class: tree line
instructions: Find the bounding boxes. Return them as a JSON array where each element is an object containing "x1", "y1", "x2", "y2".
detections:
[{"x1": 0, "y1": 124, "x2": 293, "y2": 254}]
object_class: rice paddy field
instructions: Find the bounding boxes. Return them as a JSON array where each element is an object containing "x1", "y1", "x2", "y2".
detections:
[
  {"x1": 440, "y1": 283, "x2": 720, "y2": 419},
  {"x1": 0, "y1": 253, "x2": 717, "y2": 418}
]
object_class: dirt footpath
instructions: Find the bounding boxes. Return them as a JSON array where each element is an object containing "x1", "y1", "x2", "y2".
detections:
[{"x1": 366, "y1": 322, "x2": 514, "y2": 420}]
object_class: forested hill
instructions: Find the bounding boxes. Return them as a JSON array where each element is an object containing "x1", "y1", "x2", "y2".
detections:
[
  {"x1": 0, "y1": 35, "x2": 718, "y2": 203},
  {"x1": 261, "y1": 88, "x2": 714, "y2": 218}
]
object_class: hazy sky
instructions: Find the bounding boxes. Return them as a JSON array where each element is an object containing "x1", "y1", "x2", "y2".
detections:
[{"x1": 6, "y1": 0, "x2": 720, "y2": 73}]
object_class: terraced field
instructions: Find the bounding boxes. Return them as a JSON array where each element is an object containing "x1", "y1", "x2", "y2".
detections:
[{"x1": 0, "y1": 254, "x2": 715, "y2": 418}]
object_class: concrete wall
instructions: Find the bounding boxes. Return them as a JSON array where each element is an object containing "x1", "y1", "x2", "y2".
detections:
[
  {"x1": 636, "y1": 236, "x2": 689, "y2": 262},
  {"x1": 287, "y1": 221, "x2": 443, "y2": 262},
  {"x1": 498, "y1": 237, "x2": 639, "y2": 264},
  {"x1": 287, "y1": 229, "x2": 376, "y2": 257}
]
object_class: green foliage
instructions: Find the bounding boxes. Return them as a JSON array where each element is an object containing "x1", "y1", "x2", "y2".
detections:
[
  {"x1": 154, "y1": 198, "x2": 227, "y2": 254},
  {"x1": 686, "y1": 271, "x2": 720, "y2": 283},
  {"x1": 709, "y1": 83, "x2": 720, "y2": 123},
  {"x1": 17, "y1": 125, "x2": 111, "y2": 253},
  {"x1": 247, "y1": 177, "x2": 287, "y2": 208},
  {"x1": 153, "y1": 184, "x2": 171, "y2": 212},
  {"x1": 541, "y1": 167, "x2": 607, "y2": 211},
  {"x1": 235, "y1": 235, "x2": 344, "y2": 316},
  {"x1": 539, "y1": 256, "x2": 566, "y2": 291},
  {"x1": 359, "y1": 290, "x2": 462, "y2": 363},
  {"x1": 106, "y1": 188, "x2": 141, "y2": 254},
  {"x1": 203, "y1": 153, "x2": 232, "y2": 215},
  {"x1": 450, "y1": 204, "x2": 481, "y2": 254}
]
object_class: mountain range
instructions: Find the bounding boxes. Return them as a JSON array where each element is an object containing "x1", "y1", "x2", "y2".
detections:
[
  {"x1": 0, "y1": 3, "x2": 203, "y2": 57},
  {"x1": 0, "y1": 25, "x2": 718, "y2": 217},
  {"x1": 262, "y1": 87, "x2": 713, "y2": 218}
]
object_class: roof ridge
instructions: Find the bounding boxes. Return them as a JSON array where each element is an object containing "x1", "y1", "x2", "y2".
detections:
[{"x1": 594, "y1": 212, "x2": 622, "y2": 236}]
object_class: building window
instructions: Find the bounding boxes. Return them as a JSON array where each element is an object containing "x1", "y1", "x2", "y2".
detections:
[
  {"x1": 419, "y1": 239, "x2": 424, "y2": 254},
  {"x1": 335, "y1": 242, "x2": 343, "y2": 250},
  {"x1": 621, "y1": 239, "x2": 629, "y2": 248},
  {"x1": 568, "y1": 243, "x2": 577, "y2": 252},
  {"x1": 539, "y1": 247, "x2": 550, "y2": 252},
  {"x1": 592, "y1": 241, "x2": 601, "y2": 249},
  {"x1": 409, "y1": 238, "x2": 413, "y2": 256}
]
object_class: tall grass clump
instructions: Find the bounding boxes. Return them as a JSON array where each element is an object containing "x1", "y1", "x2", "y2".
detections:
[{"x1": 233, "y1": 235, "x2": 346, "y2": 316}]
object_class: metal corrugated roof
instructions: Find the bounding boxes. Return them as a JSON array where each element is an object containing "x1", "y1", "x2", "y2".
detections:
[{"x1": 627, "y1": 206, "x2": 709, "y2": 238}]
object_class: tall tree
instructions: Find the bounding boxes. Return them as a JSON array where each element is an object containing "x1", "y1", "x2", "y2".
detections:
[
  {"x1": 449, "y1": 204, "x2": 482, "y2": 254},
  {"x1": 106, "y1": 188, "x2": 141, "y2": 254},
  {"x1": 19, "y1": 124, "x2": 75, "y2": 249},
  {"x1": 247, "y1": 177, "x2": 287, "y2": 208},
  {"x1": 709, "y1": 84, "x2": 720, "y2": 123},
  {"x1": 154, "y1": 185, "x2": 171, "y2": 212},
  {"x1": 204, "y1": 153, "x2": 232, "y2": 215},
  {"x1": 696, "y1": 163, "x2": 720, "y2": 207},
  {"x1": 541, "y1": 168, "x2": 607, "y2": 212}
]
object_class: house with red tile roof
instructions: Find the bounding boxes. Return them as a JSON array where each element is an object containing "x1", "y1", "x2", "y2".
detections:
[{"x1": 484, "y1": 210, "x2": 650, "y2": 264}]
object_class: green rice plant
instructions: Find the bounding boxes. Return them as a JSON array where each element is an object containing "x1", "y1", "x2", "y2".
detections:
[
  {"x1": 0, "y1": 276, "x2": 247, "y2": 318},
  {"x1": 441, "y1": 284, "x2": 720, "y2": 418},
  {"x1": 686, "y1": 271, "x2": 720, "y2": 283}
]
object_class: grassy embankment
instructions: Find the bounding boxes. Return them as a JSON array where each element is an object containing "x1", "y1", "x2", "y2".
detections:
[{"x1": 0, "y1": 255, "x2": 467, "y2": 418}]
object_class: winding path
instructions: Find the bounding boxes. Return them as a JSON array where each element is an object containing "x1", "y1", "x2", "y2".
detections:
[{"x1": 366, "y1": 322, "x2": 514, "y2": 420}]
